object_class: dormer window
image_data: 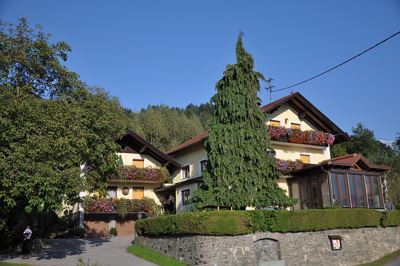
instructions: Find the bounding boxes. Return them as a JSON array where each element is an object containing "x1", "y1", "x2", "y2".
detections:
[{"x1": 270, "y1": 120, "x2": 281, "y2": 127}]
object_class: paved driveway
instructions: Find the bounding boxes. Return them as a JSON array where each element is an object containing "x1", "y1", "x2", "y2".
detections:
[{"x1": 0, "y1": 236, "x2": 156, "y2": 266}]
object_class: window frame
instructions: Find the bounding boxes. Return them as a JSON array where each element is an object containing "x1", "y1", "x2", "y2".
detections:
[
  {"x1": 106, "y1": 186, "x2": 118, "y2": 199},
  {"x1": 181, "y1": 189, "x2": 191, "y2": 206},
  {"x1": 199, "y1": 159, "x2": 208, "y2": 174},
  {"x1": 330, "y1": 172, "x2": 383, "y2": 209},
  {"x1": 181, "y1": 165, "x2": 190, "y2": 179}
]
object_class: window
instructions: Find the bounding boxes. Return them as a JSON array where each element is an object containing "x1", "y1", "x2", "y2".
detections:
[
  {"x1": 331, "y1": 172, "x2": 383, "y2": 209},
  {"x1": 106, "y1": 186, "x2": 117, "y2": 199},
  {"x1": 181, "y1": 189, "x2": 191, "y2": 206},
  {"x1": 200, "y1": 160, "x2": 208, "y2": 174},
  {"x1": 366, "y1": 175, "x2": 382, "y2": 208},
  {"x1": 348, "y1": 174, "x2": 366, "y2": 207},
  {"x1": 291, "y1": 123, "x2": 301, "y2": 130},
  {"x1": 182, "y1": 165, "x2": 190, "y2": 179},
  {"x1": 331, "y1": 173, "x2": 349, "y2": 207},
  {"x1": 270, "y1": 120, "x2": 281, "y2": 127},
  {"x1": 132, "y1": 187, "x2": 144, "y2": 200},
  {"x1": 132, "y1": 159, "x2": 144, "y2": 168},
  {"x1": 266, "y1": 150, "x2": 276, "y2": 158},
  {"x1": 300, "y1": 154, "x2": 310, "y2": 164}
]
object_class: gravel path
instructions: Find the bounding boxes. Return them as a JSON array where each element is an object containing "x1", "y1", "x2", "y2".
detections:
[{"x1": 0, "y1": 236, "x2": 156, "y2": 266}]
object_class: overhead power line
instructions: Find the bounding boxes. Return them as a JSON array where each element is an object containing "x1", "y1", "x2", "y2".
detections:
[{"x1": 272, "y1": 30, "x2": 400, "y2": 93}]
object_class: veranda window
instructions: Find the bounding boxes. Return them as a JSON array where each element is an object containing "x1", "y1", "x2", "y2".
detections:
[
  {"x1": 331, "y1": 173, "x2": 349, "y2": 207},
  {"x1": 365, "y1": 175, "x2": 383, "y2": 208},
  {"x1": 348, "y1": 174, "x2": 366, "y2": 207},
  {"x1": 331, "y1": 172, "x2": 383, "y2": 208}
]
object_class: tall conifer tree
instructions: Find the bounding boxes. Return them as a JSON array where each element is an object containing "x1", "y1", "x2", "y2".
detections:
[{"x1": 194, "y1": 34, "x2": 294, "y2": 209}]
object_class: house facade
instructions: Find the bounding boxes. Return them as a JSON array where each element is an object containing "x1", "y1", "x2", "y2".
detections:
[
  {"x1": 83, "y1": 130, "x2": 180, "y2": 236},
  {"x1": 164, "y1": 92, "x2": 389, "y2": 212}
]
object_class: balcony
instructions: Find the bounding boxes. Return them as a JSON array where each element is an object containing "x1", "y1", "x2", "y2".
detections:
[
  {"x1": 267, "y1": 126, "x2": 335, "y2": 147},
  {"x1": 109, "y1": 166, "x2": 170, "y2": 183},
  {"x1": 84, "y1": 196, "x2": 160, "y2": 216},
  {"x1": 276, "y1": 159, "x2": 303, "y2": 174}
]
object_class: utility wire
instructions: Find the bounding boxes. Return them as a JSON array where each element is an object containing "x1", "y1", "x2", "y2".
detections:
[{"x1": 272, "y1": 30, "x2": 400, "y2": 93}]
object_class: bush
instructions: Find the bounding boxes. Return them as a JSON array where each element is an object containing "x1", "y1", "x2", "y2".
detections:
[
  {"x1": 109, "y1": 227, "x2": 117, "y2": 236},
  {"x1": 269, "y1": 209, "x2": 382, "y2": 232},
  {"x1": 136, "y1": 209, "x2": 385, "y2": 236},
  {"x1": 136, "y1": 211, "x2": 251, "y2": 236},
  {"x1": 382, "y1": 211, "x2": 400, "y2": 227}
]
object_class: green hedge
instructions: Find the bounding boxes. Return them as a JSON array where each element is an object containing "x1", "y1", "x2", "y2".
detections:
[
  {"x1": 136, "y1": 209, "x2": 398, "y2": 236},
  {"x1": 136, "y1": 211, "x2": 251, "y2": 236},
  {"x1": 382, "y1": 211, "x2": 400, "y2": 227}
]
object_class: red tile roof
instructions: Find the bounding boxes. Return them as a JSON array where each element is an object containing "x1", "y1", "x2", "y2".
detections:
[
  {"x1": 167, "y1": 130, "x2": 209, "y2": 155},
  {"x1": 168, "y1": 92, "x2": 348, "y2": 155},
  {"x1": 320, "y1": 153, "x2": 390, "y2": 170}
]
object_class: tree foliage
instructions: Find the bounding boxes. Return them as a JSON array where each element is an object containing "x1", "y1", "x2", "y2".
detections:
[
  {"x1": 0, "y1": 18, "x2": 81, "y2": 97},
  {"x1": 331, "y1": 124, "x2": 400, "y2": 206},
  {"x1": 0, "y1": 19, "x2": 127, "y2": 245},
  {"x1": 193, "y1": 34, "x2": 294, "y2": 209},
  {"x1": 124, "y1": 105, "x2": 204, "y2": 152}
]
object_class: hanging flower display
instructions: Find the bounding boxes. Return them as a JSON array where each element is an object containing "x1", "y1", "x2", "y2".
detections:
[
  {"x1": 276, "y1": 159, "x2": 303, "y2": 173},
  {"x1": 267, "y1": 126, "x2": 335, "y2": 146},
  {"x1": 84, "y1": 197, "x2": 159, "y2": 215},
  {"x1": 111, "y1": 166, "x2": 170, "y2": 182}
]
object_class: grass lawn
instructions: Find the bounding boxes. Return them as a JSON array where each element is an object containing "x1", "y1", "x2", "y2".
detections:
[
  {"x1": 128, "y1": 245, "x2": 188, "y2": 266},
  {"x1": 358, "y1": 249, "x2": 400, "y2": 266},
  {"x1": 0, "y1": 262, "x2": 32, "y2": 266}
]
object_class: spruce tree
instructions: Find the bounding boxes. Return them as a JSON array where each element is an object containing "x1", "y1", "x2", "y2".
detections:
[{"x1": 194, "y1": 34, "x2": 294, "y2": 209}]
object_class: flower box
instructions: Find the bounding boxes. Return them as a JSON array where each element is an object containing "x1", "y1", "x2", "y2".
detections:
[{"x1": 267, "y1": 126, "x2": 335, "y2": 146}]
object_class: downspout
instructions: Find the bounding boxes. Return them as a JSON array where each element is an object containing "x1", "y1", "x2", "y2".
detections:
[{"x1": 321, "y1": 164, "x2": 332, "y2": 206}]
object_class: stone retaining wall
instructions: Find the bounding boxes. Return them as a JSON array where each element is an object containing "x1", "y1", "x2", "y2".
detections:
[{"x1": 135, "y1": 227, "x2": 400, "y2": 266}]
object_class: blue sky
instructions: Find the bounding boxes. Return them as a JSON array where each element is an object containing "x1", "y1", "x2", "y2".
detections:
[{"x1": 1, "y1": 1, "x2": 399, "y2": 141}]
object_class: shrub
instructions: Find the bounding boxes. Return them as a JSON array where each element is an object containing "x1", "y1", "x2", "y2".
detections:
[
  {"x1": 382, "y1": 211, "x2": 400, "y2": 227},
  {"x1": 269, "y1": 209, "x2": 382, "y2": 232},
  {"x1": 136, "y1": 211, "x2": 251, "y2": 236},
  {"x1": 109, "y1": 227, "x2": 117, "y2": 236},
  {"x1": 136, "y1": 209, "x2": 385, "y2": 236}
]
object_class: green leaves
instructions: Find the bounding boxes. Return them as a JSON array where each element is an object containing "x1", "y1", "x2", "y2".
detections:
[
  {"x1": 0, "y1": 18, "x2": 81, "y2": 97},
  {"x1": 0, "y1": 19, "x2": 127, "y2": 244},
  {"x1": 194, "y1": 34, "x2": 294, "y2": 209}
]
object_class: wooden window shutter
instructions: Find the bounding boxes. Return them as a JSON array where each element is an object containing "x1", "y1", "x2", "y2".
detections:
[
  {"x1": 291, "y1": 123, "x2": 301, "y2": 130},
  {"x1": 132, "y1": 159, "x2": 144, "y2": 168},
  {"x1": 270, "y1": 120, "x2": 281, "y2": 127},
  {"x1": 300, "y1": 154, "x2": 310, "y2": 164},
  {"x1": 132, "y1": 187, "x2": 144, "y2": 200}
]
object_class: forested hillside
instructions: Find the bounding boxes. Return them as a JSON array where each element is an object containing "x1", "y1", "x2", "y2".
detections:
[{"x1": 123, "y1": 103, "x2": 214, "y2": 152}]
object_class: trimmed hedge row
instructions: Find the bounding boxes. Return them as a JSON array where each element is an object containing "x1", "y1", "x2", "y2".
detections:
[
  {"x1": 136, "y1": 211, "x2": 251, "y2": 236},
  {"x1": 136, "y1": 209, "x2": 400, "y2": 236},
  {"x1": 382, "y1": 211, "x2": 400, "y2": 227}
]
